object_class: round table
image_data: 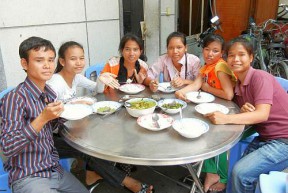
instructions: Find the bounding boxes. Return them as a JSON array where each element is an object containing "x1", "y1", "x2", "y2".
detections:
[{"x1": 60, "y1": 88, "x2": 245, "y2": 193}]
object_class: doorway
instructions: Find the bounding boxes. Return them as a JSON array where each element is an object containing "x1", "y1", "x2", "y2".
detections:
[{"x1": 122, "y1": 0, "x2": 144, "y2": 39}]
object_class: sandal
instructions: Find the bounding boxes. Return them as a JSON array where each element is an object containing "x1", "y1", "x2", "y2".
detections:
[
  {"x1": 137, "y1": 183, "x2": 155, "y2": 193},
  {"x1": 86, "y1": 179, "x2": 103, "y2": 192}
]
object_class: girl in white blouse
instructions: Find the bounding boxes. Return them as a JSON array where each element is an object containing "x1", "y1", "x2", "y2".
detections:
[
  {"x1": 48, "y1": 41, "x2": 154, "y2": 193},
  {"x1": 48, "y1": 41, "x2": 119, "y2": 102}
]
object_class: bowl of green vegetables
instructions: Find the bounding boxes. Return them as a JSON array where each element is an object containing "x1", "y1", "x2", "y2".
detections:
[
  {"x1": 125, "y1": 98, "x2": 157, "y2": 118},
  {"x1": 158, "y1": 99, "x2": 187, "y2": 114}
]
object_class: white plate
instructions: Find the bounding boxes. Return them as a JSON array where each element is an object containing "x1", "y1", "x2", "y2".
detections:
[
  {"x1": 67, "y1": 97, "x2": 96, "y2": 105},
  {"x1": 60, "y1": 104, "x2": 93, "y2": 120},
  {"x1": 137, "y1": 113, "x2": 174, "y2": 131},
  {"x1": 186, "y1": 91, "x2": 215, "y2": 103},
  {"x1": 158, "y1": 99, "x2": 187, "y2": 114},
  {"x1": 172, "y1": 118, "x2": 209, "y2": 138},
  {"x1": 158, "y1": 82, "x2": 178, "y2": 93},
  {"x1": 119, "y1": 83, "x2": 145, "y2": 94},
  {"x1": 92, "y1": 101, "x2": 122, "y2": 115},
  {"x1": 195, "y1": 103, "x2": 229, "y2": 115}
]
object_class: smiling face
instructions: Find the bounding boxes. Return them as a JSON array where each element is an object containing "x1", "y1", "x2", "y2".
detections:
[
  {"x1": 226, "y1": 42, "x2": 253, "y2": 75},
  {"x1": 167, "y1": 37, "x2": 187, "y2": 64},
  {"x1": 60, "y1": 46, "x2": 85, "y2": 75},
  {"x1": 121, "y1": 40, "x2": 142, "y2": 65},
  {"x1": 21, "y1": 47, "x2": 56, "y2": 88},
  {"x1": 203, "y1": 41, "x2": 223, "y2": 65}
]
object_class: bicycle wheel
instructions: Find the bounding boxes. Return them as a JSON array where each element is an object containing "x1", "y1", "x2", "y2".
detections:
[
  {"x1": 252, "y1": 58, "x2": 262, "y2": 70},
  {"x1": 271, "y1": 60, "x2": 288, "y2": 79}
]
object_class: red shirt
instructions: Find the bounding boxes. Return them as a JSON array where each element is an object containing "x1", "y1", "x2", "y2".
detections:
[{"x1": 234, "y1": 67, "x2": 288, "y2": 140}]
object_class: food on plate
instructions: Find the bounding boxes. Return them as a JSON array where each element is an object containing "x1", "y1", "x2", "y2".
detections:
[
  {"x1": 129, "y1": 100, "x2": 156, "y2": 110},
  {"x1": 97, "y1": 106, "x2": 115, "y2": 113}
]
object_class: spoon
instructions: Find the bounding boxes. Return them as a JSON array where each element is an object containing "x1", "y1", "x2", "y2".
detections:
[
  {"x1": 152, "y1": 113, "x2": 160, "y2": 128},
  {"x1": 196, "y1": 90, "x2": 201, "y2": 99},
  {"x1": 124, "y1": 101, "x2": 132, "y2": 108},
  {"x1": 179, "y1": 107, "x2": 184, "y2": 129},
  {"x1": 179, "y1": 106, "x2": 183, "y2": 119},
  {"x1": 126, "y1": 78, "x2": 132, "y2": 84},
  {"x1": 158, "y1": 84, "x2": 172, "y2": 91}
]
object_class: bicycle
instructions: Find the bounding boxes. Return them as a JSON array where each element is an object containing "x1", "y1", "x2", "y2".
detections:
[
  {"x1": 277, "y1": 4, "x2": 288, "y2": 21},
  {"x1": 198, "y1": 16, "x2": 221, "y2": 47},
  {"x1": 242, "y1": 18, "x2": 288, "y2": 79}
]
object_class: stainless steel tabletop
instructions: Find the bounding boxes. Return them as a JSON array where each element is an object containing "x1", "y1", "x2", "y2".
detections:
[{"x1": 60, "y1": 88, "x2": 245, "y2": 166}]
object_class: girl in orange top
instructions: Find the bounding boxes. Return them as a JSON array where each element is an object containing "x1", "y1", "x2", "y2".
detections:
[
  {"x1": 101, "y1": 33, "x2": 148, "y2": 89},
  {"x1": 175, "y1": 34, "x2": 236, "y2": 100},
  {"x1": 175, "y1": 34, "x2": 236, "y2": 192}
]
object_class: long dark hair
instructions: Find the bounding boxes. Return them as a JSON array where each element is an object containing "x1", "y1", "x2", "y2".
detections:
[
  {"x1": 54, "y1": 41, "x2": 84, "y2": 73},
  {"x1": 117, "y1": 33, "x2": 145, "y2": 83},
  {"x1": 118, "y1": 33, "x2": 144, "y2": 55}
]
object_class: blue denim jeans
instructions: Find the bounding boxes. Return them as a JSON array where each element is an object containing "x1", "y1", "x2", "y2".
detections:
[
  {"x1": 232, "y1": 137, "x2": 288, "y2": 193},
  {"x1": 12, "y1": 170, "x2": 89, "y2": 193}
]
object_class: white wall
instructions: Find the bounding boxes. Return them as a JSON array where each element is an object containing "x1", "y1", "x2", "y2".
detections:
[
  {"x1": 160, "y1": 0, "x2": 177, "y2": 54},
  {"x1": 144, "y1": 0, "x2": 176, "y2": 64},
  {"x1": 0, "y1": 0, "x2": 120, "y2": 87},
  {"x1": 0, "y1": 0, "x2": 177, "y2": 88}
]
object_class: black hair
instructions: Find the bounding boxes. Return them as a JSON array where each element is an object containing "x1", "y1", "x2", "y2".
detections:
[
  {"x1": 166, "y1": 31, "x2": 187, "y2": 47},
  {"x1": 118, "y1": 33, "x2": 143, "y2": 55},
  {"x1": 225, "y1": 37, "x2": 254, "y2": 56},
  {"x1": 117, "y1": 33, "x2": 145, "y2": 83},
  {"x1": 202, "y1": 34, "x2": 225, "y2": 50},
  {"x1": 19, "y1": 36, "x2": 56, "y2": 62},
  {"x1": 55, "y1": 41, "x2": 84, "y2": 73}
]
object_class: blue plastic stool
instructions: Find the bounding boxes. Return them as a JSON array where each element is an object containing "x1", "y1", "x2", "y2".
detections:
[
  {"x1": 159, "y1": 72, "x2": 164, "y2": 83},
  {"x1": 0, "y1": 173, "x2": 10, "y2": 193},
  {"x1": 59, "y1": 158, "x2": 75, "y2": 172},
  {"x1": 0, "y1": 87, "x2": 14, "y2": 99},
  {"x1": 226, "y1": 131, "x2": 259, "y2": 193},
  {"x1": 255, "y1": 171, "x2": 287, "y2": 193},
  {"x1": 0, "y1": 159, "x2": 5, "y2": 175},
  {"x1": 85, "y1": 62, "x2": 105, "y2": 79},
  {"x1": 275, "y1": 76, "x2": 288, "y2": 92}
]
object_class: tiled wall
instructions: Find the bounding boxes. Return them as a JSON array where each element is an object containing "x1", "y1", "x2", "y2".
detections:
[
  {"x1": 0, "y1": 0, "x2": 120, "y2": 87},
  {"x1": 0, "y1": 0, "x2": 177, "y2": 88}
]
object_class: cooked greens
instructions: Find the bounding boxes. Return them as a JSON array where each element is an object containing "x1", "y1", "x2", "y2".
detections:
[
  {"x1": 162, "y1": 102, "x2": 183, "y2": 109},
  {"x1": 97, "y1": 106, "x2": 115, "y2": 113},
  {"x1": 129, "y1": 100, "x2": 156, "y2": 109}
]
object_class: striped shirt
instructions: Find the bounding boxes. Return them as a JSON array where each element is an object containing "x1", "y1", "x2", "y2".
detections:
[{"x1": 0, "y1": 78, "x2": 63, "y2": 185}]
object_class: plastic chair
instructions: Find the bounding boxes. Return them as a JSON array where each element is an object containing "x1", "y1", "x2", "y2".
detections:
[
  {"x1": 85, "y1": 62, "x2": 105, "y2": 80},
  {"x1": 0, "y1": 87, "x2": 14, "y2": 99},
  {"x1": 0, "y1": 158, "x2": 5, "y2": 175},
  {"x1": 275, "y1": 76, "x2": 288, "y2": 92},
  {"x1": 255, "y1": 171, "x2": 287, "y2": 193},
  {"x1": 159, "y1": 72, "x2": 164, "y2": 83},
  {"x1": 0, "y1": 173, "x2": 10, "y2": 193},
  {"x1": 59, "y1": 158, "x2": 75, "y2": 172},
  {"x1": 227, "y1": 128, "x2": 259, "y2": 193}
]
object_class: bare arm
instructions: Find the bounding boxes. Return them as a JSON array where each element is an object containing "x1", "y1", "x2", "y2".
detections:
[
  {"x1": 205, "y1": 103, "x2": 271, "y2": 125},
  {"x1": 175, "y1": 75, "x2": 202, "y2": 100},
  {"x1": 31, "y1": 101, "x2": 64, "y2": 132},
  {"x1": 201, "y1": 71, "x2": 234, "y2": 100}
]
